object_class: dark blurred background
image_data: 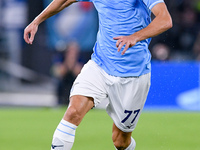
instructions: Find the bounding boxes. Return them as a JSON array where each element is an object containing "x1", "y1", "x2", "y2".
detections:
[{"x1": 0, "y1": 0, "x2": 199, "y2": 109}]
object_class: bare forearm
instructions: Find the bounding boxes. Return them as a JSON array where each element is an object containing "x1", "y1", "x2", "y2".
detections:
[
  {"x1": 33, "y1": 0, "x2": 76, "y2": 25},
  {"x1": 113, "y1": 3, "x2": 172, "y2": 55},
  {"x1": 131, "y1": 3, "x2": 172, "y2": 43},
  {"x1": 133, "y1": 11, "x2": 172, "y2": 43},
  {"x1": 24, "y1": 0, "x2": 77, "y2": 44}
]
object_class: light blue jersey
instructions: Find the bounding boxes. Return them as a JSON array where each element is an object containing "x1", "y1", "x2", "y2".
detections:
[{"x1": 77, "y1": 0, "x2": 164, "y2": 77}]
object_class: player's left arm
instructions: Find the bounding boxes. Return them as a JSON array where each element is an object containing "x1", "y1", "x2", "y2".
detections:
[{"x1": 114, "y1": 2, "x2": 173, "y2": 55}]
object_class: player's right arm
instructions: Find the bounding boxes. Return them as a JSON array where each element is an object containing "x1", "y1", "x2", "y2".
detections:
[{"x1": 24, "y1": 0, "x2": 77, "y2": 44}]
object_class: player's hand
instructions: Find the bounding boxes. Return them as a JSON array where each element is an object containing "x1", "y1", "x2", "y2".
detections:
[
  {"x1": 113, "y1": 35, "x2": 138, "y2": 55},
  {"x1": 24, "y1": 22, "x2": 38, "y2": 44}
]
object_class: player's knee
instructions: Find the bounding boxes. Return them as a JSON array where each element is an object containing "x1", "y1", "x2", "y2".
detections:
[
  {"x1": 65, "y1": 106, "x2": 82, "y2": 125},
  {"x1": 113, "y1": 141, "x2": 127, "y2": 150},
  {"x1": 112, "y1": 136, "x2": 127, "y2": 150}
]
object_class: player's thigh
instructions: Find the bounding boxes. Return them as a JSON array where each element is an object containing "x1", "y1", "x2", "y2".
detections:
[
  {"x1": 106, "y1": 73, "x2": 151, "y2": 132},
  {"x1": 63, "y1": 95, "x2": 94, "y2": 125},
  {"x1": 70, "y1": 60, "x2": 108, "y2": 107}
]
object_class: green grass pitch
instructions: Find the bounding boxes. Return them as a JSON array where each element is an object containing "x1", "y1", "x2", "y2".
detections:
[{"x1": 0, "y1": 107, "x2": 200, "y2": 150}]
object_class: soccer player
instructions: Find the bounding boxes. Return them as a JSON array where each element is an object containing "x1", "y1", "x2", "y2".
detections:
[{"x1": 24, "y1": 0, "x2": 172, "y2": 149}]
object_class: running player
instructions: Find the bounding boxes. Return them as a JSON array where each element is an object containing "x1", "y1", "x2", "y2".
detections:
[{"x1": 24, "y1": 0, "x2": 172, "y2": 149}]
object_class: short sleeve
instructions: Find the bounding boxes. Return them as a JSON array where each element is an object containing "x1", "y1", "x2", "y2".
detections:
[{"x1": 142, "y1": 0, "x2": 164, "y2": 10}]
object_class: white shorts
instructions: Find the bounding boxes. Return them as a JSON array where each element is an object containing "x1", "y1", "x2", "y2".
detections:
[{"x1": 70, "y1": 60, "x2": 151, "y2": 132}]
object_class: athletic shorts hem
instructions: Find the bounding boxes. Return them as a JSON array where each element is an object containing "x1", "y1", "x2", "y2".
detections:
[
  {"x1": 70, "y1": 93, "x2": 101, "y2": 107},
  {"x1": 115, "y1": 123, "x2": 135, "y2": 132}
]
